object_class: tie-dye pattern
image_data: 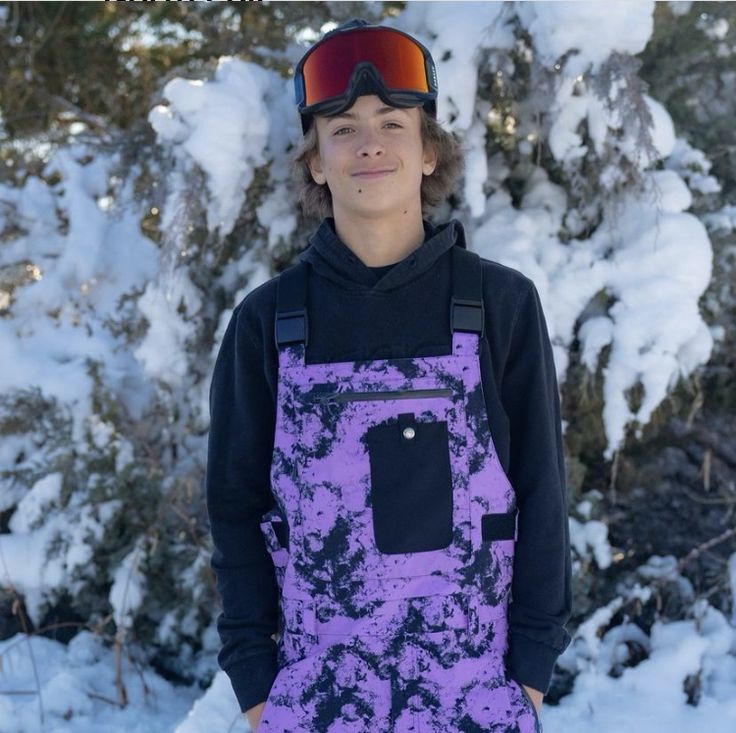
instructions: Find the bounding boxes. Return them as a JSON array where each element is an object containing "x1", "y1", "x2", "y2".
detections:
[{"x1": 257, "y1": 329, "x2": 543, "y2": 732}]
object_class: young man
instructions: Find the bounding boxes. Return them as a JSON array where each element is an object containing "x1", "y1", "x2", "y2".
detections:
[{"x1": 206, "y1": 19, "x2": 571, "y2": 733}]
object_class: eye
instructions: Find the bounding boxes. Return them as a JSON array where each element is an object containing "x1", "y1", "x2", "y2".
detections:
[
  {"x1": 333, "y1": 126, "x2": 353, "y2": 136},
  {"x1": 385, "y1": 121, "x2": 403, "y2": 128}
]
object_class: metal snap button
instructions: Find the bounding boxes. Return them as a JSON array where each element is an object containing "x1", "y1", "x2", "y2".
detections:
[{"x1": 402, "y1": 426, "x2": 415, "y2": 439}]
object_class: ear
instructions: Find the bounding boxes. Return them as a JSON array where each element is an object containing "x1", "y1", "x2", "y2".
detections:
[
  {"x1": 308, "y1": 150, "x2": 327, "y2": 186},
  {"x1": 422, "y1": 143, "x2": 437, "y2": 176}
]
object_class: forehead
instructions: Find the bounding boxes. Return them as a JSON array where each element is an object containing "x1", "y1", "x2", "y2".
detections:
[
  {"x1": 326, "y1": 106, "x2": 412, "y2": 121},
  {"x1": 318, "y1": 95, "x2": 420, "y2": 123}
]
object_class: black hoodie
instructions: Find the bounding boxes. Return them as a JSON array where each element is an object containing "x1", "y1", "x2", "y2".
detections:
[{"x1": 205, "y1": 216, "x2": 573, "y2": 713}]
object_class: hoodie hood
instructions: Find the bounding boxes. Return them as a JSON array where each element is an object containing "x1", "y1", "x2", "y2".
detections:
[{"x1": 298, "y1": 217, "x2": 467, "y2": 293}]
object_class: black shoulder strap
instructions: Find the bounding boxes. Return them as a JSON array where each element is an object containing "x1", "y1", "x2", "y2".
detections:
[
  {"x1": 274, "y1": 247, "x2": 483, "y2": 347},
  {"x1": 451, "y1": 245, "x2": 484, "y2": 336},
  {"x1": 275, "y1": 261, "x2": 309, "y2": 348}
]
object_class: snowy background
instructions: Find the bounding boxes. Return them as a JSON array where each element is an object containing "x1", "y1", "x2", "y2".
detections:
[{"x1": 1, "y1": 1, "x2": 735, "y2": 731}]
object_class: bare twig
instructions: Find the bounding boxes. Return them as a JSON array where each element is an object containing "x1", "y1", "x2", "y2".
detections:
[
  {"x1": 0, "y1": 690, "x2": 38, "y2": 696},
  {"x1": 87, "y1": 690, "x2": 126, "y2": 708},
  {"x1": 609, "y1": 449, "x2": 619, "y2": 503},
  {"x1": 679, "y1": 483, "x2": 736, "y2": 506},
  {"x1": 0, "y1": 620, "x2": 88, "y2": 661},
  {"x1": 123, "y1": 641, "x2": 151, "y2": 698},
  {"x1": 34, "y1": 89, "x2": 111, "y2": 138},
  {"x1": 0, "y1": 542, "x2": 44, "y2": 725},
  {"x1": 113, "y1": 635, "x2": 128, "y2": 708},
  {"x1": 112, "y1": 540, "x2": 146, "y2": 710},
  {"x1": 677, "y1": 525, "x2": 736, "y2": 573},
  {"x1": 702, "y1": 448, "x2": 712, "y2": 492}
]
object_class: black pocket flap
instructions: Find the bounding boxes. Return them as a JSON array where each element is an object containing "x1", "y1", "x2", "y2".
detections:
[{"x1": 481, "y1": 511, "x2": 517, "y2": 541}]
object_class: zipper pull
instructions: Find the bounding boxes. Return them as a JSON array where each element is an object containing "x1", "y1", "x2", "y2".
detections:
[{"x1": 302, "y1": 383, "x2": 337, "y2": 404}]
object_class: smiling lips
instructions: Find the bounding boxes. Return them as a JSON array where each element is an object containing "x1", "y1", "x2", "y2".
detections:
[{"x1": 351, "y1": 168, "x2": 395, "y2": 179}]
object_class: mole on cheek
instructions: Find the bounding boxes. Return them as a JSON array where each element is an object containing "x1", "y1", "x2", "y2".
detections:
[{"x1": 358, "y1": 189, "x2": 362, "y2": 193}]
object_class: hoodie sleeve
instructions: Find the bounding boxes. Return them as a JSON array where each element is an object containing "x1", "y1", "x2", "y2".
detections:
[
  {"x1": 205, "y1": 300, "x2": 280, "y2": 713},
  {"x1": 501, "y1": 281, "x2": 573, "y2": 695}
]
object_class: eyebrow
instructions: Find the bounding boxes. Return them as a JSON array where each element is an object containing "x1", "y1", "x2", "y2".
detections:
[{"x1": 326, "y1": 106, "x2": 409, "y2": 121}]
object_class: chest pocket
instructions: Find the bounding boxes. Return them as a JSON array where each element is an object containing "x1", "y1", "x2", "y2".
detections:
[
  {"x1": 365, "y1": 411, "x2": 453, "y2": 554},
  {"x1": 296, "y1": 377, "x2": 471, "y2": 585}
]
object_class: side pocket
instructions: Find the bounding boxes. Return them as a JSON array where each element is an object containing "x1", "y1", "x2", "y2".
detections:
[
  {"x1": 477, "y1": 509, "x2": 517, "y2": 604},
  {"x1": 260, "y1": 508, "x2": 289, "y2": 592},
  {"x1": 365, "y1": 412, "x2": 453, "y2": 554}
]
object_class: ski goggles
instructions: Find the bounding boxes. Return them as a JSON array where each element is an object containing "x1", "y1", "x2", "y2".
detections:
[{"x1": 294, "y1": 26, "x2": 438, "y2": 132}]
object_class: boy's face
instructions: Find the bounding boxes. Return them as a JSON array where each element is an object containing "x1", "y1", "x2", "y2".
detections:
[{"x1": 307, "y1": 94, "x2": 437, "y2": 222}]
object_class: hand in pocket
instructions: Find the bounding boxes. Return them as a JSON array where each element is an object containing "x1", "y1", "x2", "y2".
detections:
[{"x1": 244, "y1": 700, "x2": 266, "y2": 731}]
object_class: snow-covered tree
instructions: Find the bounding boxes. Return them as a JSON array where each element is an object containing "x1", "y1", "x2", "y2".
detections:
[{"x1": 0, "y1": 2, "x2": 734, "y2": 730}]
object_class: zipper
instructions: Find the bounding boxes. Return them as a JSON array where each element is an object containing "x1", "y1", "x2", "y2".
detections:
[{"x1": 308, "y1": 387, "x2": 453, "y2": 404}]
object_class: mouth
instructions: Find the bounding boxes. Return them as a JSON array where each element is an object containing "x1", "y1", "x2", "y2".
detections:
[{"x1": 351, "y1": 169, "x2": 395, "y2": 180}]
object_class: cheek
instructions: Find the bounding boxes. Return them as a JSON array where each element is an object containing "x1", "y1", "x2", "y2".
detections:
[
  {"x1": 319, "y1": 148, "x2": 341, "y2": 177},
  {"x1": 408, "y1": 143, "x2": 427, "y2": 171}
]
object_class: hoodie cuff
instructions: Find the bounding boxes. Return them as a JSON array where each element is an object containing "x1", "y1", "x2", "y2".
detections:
[
  {"x1": 505, "y1": 631, "x2": 562, "y2": 695},
  {"x1": 226, "y1": 651, "x2": 280, "y2": 713}
]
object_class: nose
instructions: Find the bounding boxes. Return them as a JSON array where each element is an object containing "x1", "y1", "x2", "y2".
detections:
[{"x1": 355, "y1": 128, "x2": 384, "y2": 158}]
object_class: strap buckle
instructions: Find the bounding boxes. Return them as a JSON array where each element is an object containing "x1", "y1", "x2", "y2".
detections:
[
  {"x1": 450, "y1": 296, "x2": 483, "y2": 334},
  {"x1": 275, "y1": 307, "x2": 308, "y2": 346}
]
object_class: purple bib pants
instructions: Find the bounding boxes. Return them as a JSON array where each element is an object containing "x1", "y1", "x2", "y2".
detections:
[{"x1": 258, "y1": 247, "x2": 542, "y2": 732}]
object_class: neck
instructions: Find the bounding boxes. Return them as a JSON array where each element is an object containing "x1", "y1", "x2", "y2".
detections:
[{"x1": 332, "y1": 206, "x2": 426, "y2": 266}]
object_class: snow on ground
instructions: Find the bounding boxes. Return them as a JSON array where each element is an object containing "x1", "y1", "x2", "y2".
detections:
[
  {"x1": 0, "y1": 631, "x2": 200, "y2": 733},
  {"x1": 2, "y1": 597, "x2": 736, "y2": 732},
  {"x1": 2, "y1": 515, "x2": 734, "y2": 732},
  {"x1": 547, "y1": 600, "x2": 736, "y2": 733}
]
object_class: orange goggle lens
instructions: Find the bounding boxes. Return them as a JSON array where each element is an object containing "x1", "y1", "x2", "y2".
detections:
[{"x1": 300, "y1": 27, "x2": 431, "y2": 108}]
